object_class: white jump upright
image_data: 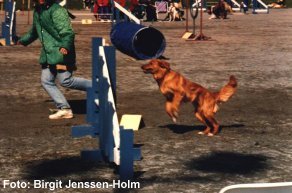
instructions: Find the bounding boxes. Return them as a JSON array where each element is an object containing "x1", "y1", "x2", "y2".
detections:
[{"x1": 72, "y1": 37, "x2": 142, "y2": 180}]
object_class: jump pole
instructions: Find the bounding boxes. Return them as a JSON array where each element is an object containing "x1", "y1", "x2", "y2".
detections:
[
  {"x1": 186, "y1": 0, "x2": 211, "y2": 41},
  {"x1": 228, "y1": 0, "x2": 241, "y2": 11},
  {"x1": 71, "y1": 37, "x2": 142, "y2": 180},
  {"x1": 181, "y1": 0, "x2": 191, "y2": 38}
]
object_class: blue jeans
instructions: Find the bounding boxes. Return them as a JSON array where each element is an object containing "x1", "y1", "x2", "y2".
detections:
[{"x1": 41, "y1": 66, "x2": 92, "y2": 109}]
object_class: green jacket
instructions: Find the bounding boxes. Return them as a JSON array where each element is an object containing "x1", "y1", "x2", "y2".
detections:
[{"x1": 19, "y1": 3, "x2": 76, "y2": 66}]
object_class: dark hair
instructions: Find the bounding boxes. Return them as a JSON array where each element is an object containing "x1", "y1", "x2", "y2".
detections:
[
  {"x1": 34, "y1": 0, "x2": 56, "y2": 12},
  {"x1": 46, "y1": 0, "x2": 56, "y2": 5},
  {"x1": 33, "y1": 0, "x2": 56, "y2": 5}
]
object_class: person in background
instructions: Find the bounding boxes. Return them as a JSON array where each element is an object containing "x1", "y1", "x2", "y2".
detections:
[
  {"x1": 145, "y1": 0, "x2": 157, "y2": 21},
  {"x1": 113, "y1": 0, "x2": 126, "y2": 20},
  {"x1": 268, "y1": 0, "x2": 286, "y2": 8},
  {"x1": 94, "y1": 0, "x2": 111, "y2": 20},
  {"x1": 208, "y1": 0, "x2": 228, "y2": 19},
  {"x1": 83, "y1": 0, "x2": 94, "y2": 10},
  {"x1": 93, "y1": 0, "x2": 99, "y2": 20},
  {"x1": 130, "y1": 0, "x2": 146, "y2": 19},
  {"x1": 17, "y1": 0, "x2": 92, "y2": 119}
]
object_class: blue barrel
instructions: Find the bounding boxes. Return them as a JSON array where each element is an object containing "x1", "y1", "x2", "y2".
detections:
[{"x1": 110, "y1": 22, "x2": 166, "y2": 60}]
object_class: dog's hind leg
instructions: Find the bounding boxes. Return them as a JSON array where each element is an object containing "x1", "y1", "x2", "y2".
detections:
[
  {"x1": 203, "y1": 114, "x2": 219, "y2": 136},
  {"x1": 195, "y1": 105, "x2": 219, "y2": 136},
  {"x1": 195, "y1": 112, "x2": 211, "y2": 135}
]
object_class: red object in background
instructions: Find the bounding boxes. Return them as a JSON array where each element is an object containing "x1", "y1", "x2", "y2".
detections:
[
  {"x1": 115, "y1": 0, "x2": 126, "y2": 7},
  {"x1": 93, "y1": 0, "x2": 110, "y2": 13},
  {"x1": 129, "y1": 0, "x2": 139, "y2": 11},
  {"x1": 98, "y1": 0, "x2": 110, "y2": 6},
  {"x1": 93, "y1": 1, "x2": 99, "y2": 13}
]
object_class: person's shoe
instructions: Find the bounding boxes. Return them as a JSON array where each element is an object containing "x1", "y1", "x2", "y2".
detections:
[
  {"x1": 209, "y1": 14, "x2": 217, "y2": 19},
  {"x1": 49, "y1": 109, "x2": 73, "y2": 119}
]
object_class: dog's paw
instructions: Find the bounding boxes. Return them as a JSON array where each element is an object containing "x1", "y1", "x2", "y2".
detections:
[
  {"x1": 198, "y1": 131, "x2": 214, "y2": 137},
  {"x1": 172, "y1": 117, "x2": 177, "y2": 123}
]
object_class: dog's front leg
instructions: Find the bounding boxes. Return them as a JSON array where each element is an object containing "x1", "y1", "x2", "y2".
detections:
[
  {"x1": 165, "y1": 94, "x2": 183, "y2": 123},
  {"x1": 166, "y1": 101, "x2": 178, "y2": 123}
]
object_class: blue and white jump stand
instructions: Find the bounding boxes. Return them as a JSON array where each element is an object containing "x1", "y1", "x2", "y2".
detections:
[
  {"x1": 252, "y1": 0, "x2": 269, "y2": 14},
  {"x1": 224, "y1": 0, "x2": 268, "y2": 14},
  {"x1": 192, "y1": 0, "x2": 207, "y2": 11},
  {"x1": 0, "y1": 0, "x2": 16, "y2": 46},
  {"x1": 226, "y1": 0, "x2": 242, "y2": 12},
  {"x1": 72, "y1": 37, "x2": 142, "y2": 181}
]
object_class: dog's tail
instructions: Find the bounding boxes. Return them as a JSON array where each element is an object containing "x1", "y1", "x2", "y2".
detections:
[{"x1": 215, "y1": 75, "x2": 237, "y2": 103}]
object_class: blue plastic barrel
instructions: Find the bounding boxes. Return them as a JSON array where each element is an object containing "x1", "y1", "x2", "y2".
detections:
[{"x1": 110, "y1": 22, "x2": 166, "y2": 60}]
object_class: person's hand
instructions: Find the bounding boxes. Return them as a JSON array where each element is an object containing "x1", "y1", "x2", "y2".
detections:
[{"x1": 59, "y1": 47, "x2": 68, "y2": 55}]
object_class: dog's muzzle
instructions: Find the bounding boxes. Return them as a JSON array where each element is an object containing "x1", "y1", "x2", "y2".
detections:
[{"x1": 141, "y1": 65, "x2": 153, "y2": 74}]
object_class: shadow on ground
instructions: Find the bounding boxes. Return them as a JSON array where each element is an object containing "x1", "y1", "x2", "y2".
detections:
[
  {"x1": 69, "y1": 99, "x2": 87, "y2": 114},
  {"x1": 159, "y1": 124, "x2": 245, "y2": 134},
  {"x1": 23, "y1": 156, "x2": 114, "y2": 181},
  {"x1": 185, "y1": 151, "x2": 269, "y2": 175}
]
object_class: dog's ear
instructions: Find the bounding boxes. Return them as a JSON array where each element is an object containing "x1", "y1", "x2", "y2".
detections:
[{"x1": 158, "y1": 60, "x2": 170, "y2": 70}]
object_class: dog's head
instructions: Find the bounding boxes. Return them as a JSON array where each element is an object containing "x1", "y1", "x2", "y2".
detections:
[{"x1": 141, "y1": 59, "x2": 170, "y2": 75}]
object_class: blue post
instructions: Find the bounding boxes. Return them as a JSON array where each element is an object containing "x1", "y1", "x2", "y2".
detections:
[
  {"x1": 71, "y1": 38, "x2": 104, "y2": 138},
  {"x1": 71, "y1": 38, "x2": 106, "y2": 161},
  {"x1": 252, "y1": 0, "x2": 257, "y2": 13},
  {"x1": 87, "y1": 38, "x2": 103, "y2": 125},
  {"x1": 226, "y1": 0, "x2": 232, "y2": 6},
  {"x1": 119, "y1": 126, "x2": 142, "y2": 181},
  {"x1": 244, "y1": 0, "x2": 249, "y2": 6},
  {"x1": 243, "y1": 0, "x2": 249, "y2": 12},
  {"x1": 1, "y1": 0, "x2": 16, "y2": 45},
  {"x1": 119, "y1": 127, "x2": 134, "y2": 181}
]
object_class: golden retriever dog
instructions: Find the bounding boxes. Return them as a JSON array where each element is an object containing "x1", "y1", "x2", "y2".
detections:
[
  {"x1": 268, "y1": 0, "x2": 286, "y2": 8},
  {"x1": 141, "y1": 59, "x2": 237, "y2": 136},
  {"x1": 208, "y1": 1, "x2": 233, "y2": 19}
]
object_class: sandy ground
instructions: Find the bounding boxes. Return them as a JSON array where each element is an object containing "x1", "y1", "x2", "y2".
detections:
[{"x1": 0, "y1": 8, "x2": 292, "y2": 193}]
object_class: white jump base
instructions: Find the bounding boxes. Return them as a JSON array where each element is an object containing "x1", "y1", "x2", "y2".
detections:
[
  {"x1": 253, "y1": 9, "x2": 269, "y2": 13},
  {"x1": 219, "y1": 182, "x2": 292, "y2": 193}
]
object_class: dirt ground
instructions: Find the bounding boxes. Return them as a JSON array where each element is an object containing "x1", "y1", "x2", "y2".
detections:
[{"x1": 0, "y1": 8, "x2": 292, "y2": 193}]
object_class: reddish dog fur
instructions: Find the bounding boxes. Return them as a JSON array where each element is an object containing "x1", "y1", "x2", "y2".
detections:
[{"x1": 141, "y1": 59, "x2": 237, "y2": 136}]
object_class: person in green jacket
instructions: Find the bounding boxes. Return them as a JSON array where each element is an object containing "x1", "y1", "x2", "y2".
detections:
[{"x1": 18, "y1": 0, "x2": 92, "y2": 119}]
